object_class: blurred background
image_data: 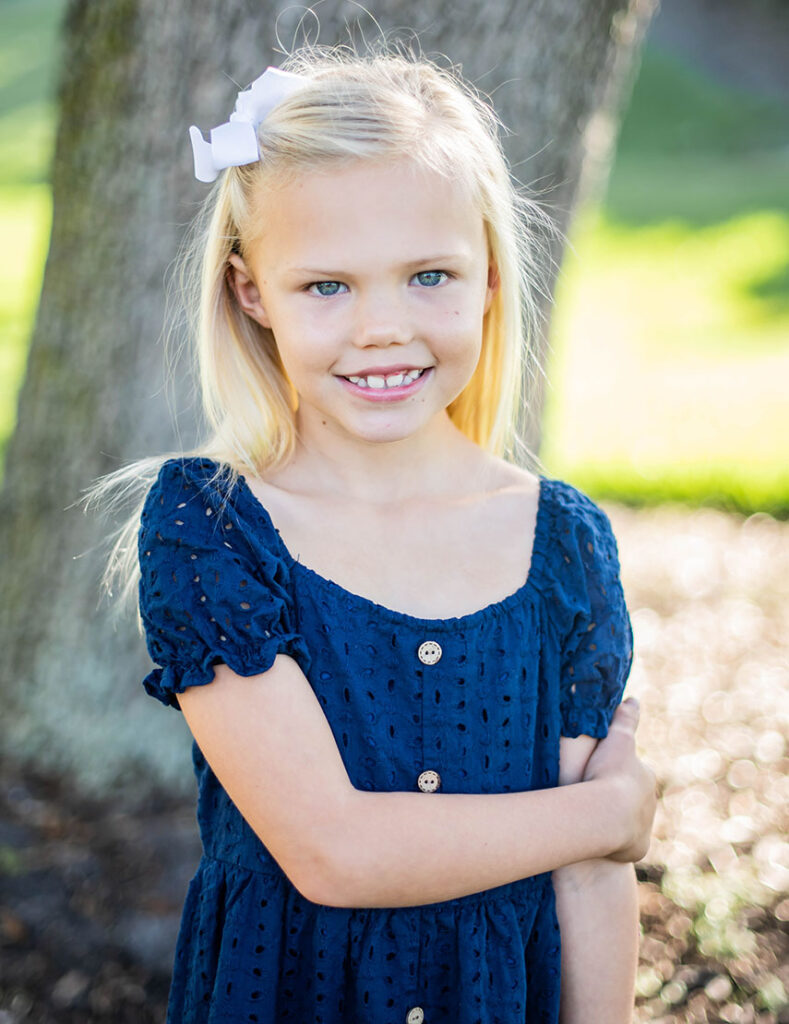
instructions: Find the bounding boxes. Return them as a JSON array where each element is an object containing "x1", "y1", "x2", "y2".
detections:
[
  {"x1": 0, "y1": 1, "x2": 787, "y2": 1022},
  {"x1": 1, "y1": 0, "x2": 787, "y2": 511},
  {"x1": 542, "y1": 0, "x2": 789, "y2": 516}
]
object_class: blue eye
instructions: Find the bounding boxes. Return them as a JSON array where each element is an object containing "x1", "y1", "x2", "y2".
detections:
[
  {"x1": 414, "y1": 271, "x2": 447, "y2": 287},
  {"x1": 308, "y1": 281, "x2": 348, "y2": 297}
]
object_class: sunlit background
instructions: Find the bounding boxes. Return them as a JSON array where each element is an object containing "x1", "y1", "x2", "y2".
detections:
[
  {"x1": 1, "y1": 1, "x2": 788, "y2": 513},
  {"x1": 1, "y1": 1, "x2": 787, "y2": 1021},
  {"x1": 543, "y1": 5, "x2": 789, "y2": 515}
]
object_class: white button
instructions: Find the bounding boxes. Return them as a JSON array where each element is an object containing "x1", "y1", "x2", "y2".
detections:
[
  {"x1": 406, "y1": 1008, "x2": 424, "y2": 1024},
  {"x1": 417, "y1": 640, "x2": 442, "y2": 665},
  {"x1": 417, "y1": 770, "x2": 441, "y2": 793}
]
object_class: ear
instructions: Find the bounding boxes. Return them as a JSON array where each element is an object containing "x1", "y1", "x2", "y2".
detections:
[
  {"x1": 484, "y1": 261, "x2": 500, "y2": 315},
  {"x1": 227, "y1": 253, "x2": 271, "y2": 329}
]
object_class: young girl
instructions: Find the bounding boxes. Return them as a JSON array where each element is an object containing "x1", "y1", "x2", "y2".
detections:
[{"x1": 115, "y1": 47, "x2": 656, "y2": 1024}]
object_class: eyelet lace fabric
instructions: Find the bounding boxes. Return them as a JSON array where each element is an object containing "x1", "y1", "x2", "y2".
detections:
[{"x1": 138, "y1": 458, "x2": 633, "y2": 1024}]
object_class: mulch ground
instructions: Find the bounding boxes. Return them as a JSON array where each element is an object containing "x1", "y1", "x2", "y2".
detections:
[{"x1": 1, "y1": 502, "x2": 787, "y2": 1023}]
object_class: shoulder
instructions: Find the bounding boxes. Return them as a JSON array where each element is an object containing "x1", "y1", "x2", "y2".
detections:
[
  {"x1": 539, "y1": 476, "x2": 617, "y2": 552},
  {"x1": 139, "y1": 456, "x2": 265, "y2": 561},
  {"x1": 137, "y1": 459, "x2": 312, "y2": 704},
  {"x1": 140, "y1": 456, "x2": 255, "y2": 531},
  {"x1": 138, "y1": 456, "x2": 296, "y2": 618},
  {"x1": 473, "y1": 451, "x2": 541, "y2": 504},
  {"x1": 138, "y1": 456, "x2": 290, "y2": 576},
  {"x1": 474, "y1": 456, "x2": 610, "y2": 540},
  {"x1": 541, "y1": 475, "x2": 609, "y2": 522},
  {"x1": 457, "y1": 452, "x2": 613, "y2": 547},
  {"x1": 143, "y1": 456, "x2": 230, "y2": 511},
  {"x1": 530, "y1": 476, "x2": 624, "y2": 618}
]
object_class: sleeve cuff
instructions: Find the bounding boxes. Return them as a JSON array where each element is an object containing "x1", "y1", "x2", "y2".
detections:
[{"x1": 142, "y1": 632, "x2": 312, "y2": 710}]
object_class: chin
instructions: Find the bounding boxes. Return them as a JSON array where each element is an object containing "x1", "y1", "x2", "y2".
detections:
[
  {"x1": 346, "y1": 420, "x2": 425, "y2": 446},
  {"x1": 356, "y1": 429, "x2": 420, "y2": 446}
]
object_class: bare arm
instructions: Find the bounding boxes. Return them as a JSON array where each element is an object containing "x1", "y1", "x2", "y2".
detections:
[
  {"x1": 553, "y1": 719, "x2": 643, "y2": 1024},
  {"x1": 178, "y1": 657, "x2": 654, "y2": 909}
]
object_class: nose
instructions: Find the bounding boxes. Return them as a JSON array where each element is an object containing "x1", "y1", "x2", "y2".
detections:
[{"x1": 351, "y1": 289, "x2": 413, "y2": 348}]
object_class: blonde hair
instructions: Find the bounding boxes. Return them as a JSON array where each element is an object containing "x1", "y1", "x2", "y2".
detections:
[{"x1": 88, "y1": 44, "x2": 554, "y2": 613}]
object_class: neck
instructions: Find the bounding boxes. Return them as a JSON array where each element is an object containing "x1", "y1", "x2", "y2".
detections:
[{"x1": 281, "y1": 410, "x2": 490, "y2": 504}]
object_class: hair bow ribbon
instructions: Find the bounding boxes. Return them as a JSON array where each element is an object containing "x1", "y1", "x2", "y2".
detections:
[{"x1": 189, "y1": 67, "x2": 306, "y2": 183}]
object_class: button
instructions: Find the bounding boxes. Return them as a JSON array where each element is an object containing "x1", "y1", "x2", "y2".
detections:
[
  {"x1": 417, "y1": 640, "x2": 442, "y2": 665},
  {"x1": 417, "y1": 769, "x2": 441, "y2": 793},
  {"x1": 406, "y1": 1008, "x2": 424, "y2": 1024}
]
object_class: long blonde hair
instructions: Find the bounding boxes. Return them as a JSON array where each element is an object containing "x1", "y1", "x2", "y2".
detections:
[{"x1": 87, "y1": 44, "x2": 554, "y2": 614}]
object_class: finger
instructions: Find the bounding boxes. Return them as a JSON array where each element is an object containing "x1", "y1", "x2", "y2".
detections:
[{"x1": 612, "y1": 697, "x2": 640, "y2": 730}]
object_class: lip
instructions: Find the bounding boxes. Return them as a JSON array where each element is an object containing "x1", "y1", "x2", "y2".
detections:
[
  {"x1": 338, "y1": 364, "x2": 427, "y2": 377},
  {"x1": 337, "y1": 367, "x2": 432, "y2": 402}
]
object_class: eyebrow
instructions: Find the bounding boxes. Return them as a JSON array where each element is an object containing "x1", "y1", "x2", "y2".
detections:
[{"x1": 284, "y1": 252, "x2": 473, "y2": 278}]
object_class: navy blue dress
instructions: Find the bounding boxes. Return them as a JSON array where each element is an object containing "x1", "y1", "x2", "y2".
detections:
[{"x1": 138, "y1": 457, "x2": 632, "y2": 1024}]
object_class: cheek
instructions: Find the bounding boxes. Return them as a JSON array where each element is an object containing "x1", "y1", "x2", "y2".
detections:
[
  {"x1": 435, "y1": 316, "x2": 483, "y2": 374},
  {"x1": 275, "y1": 329, "x2": 338, "y2": 382},
  {"x1": 439, "y1": 296, "x2": 485, "y2": 339}
]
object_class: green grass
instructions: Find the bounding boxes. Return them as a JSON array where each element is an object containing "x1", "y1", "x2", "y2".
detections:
[
  {"x1": 541, "y1": 47, "x2": 789, "y2": 515},
  {"x1": 0, "y1": 186, "x2": 52, "y2": 446},
  {"x1": 0, "y1": 0, "x2": 63, "y2": 463},
  {"x1": 613, "y1": 48, "x2": 789, "y2": 160},
  {"x1": 1, "y1": 16, "x2": 787, "y2": 513},
  {"x1": 606, "y1": 150, "x2": 789, "y2": 227},
  {"x1": 603, "y1": 48, "x2": 789, "y2": 228},
  {"x1": 0, "y1": 0, "x2": 65, "y2": 187},
  {"x1": 542, "y1": 207, "x2": 789, "y2": 515}
]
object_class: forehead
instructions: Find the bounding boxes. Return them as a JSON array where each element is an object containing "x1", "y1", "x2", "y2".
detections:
[{"x1": 246, "y1": 158, "x2": 487, "y2": 269}]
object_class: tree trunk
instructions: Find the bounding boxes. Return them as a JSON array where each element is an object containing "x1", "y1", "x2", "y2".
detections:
[{"x1": 0, "y1": 0, "x2": 656, "y2": 800}]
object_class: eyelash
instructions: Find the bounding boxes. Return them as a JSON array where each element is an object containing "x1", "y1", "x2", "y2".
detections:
[{"x1": 306, "y1": 270, "x2": 452, "y2": 297}]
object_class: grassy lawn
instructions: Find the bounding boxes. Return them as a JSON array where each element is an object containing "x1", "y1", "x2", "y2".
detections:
[
  {"x1": 0, "y1": 186, "x2": 52, "y2": 446},
  {"x1": 543, "y1": 204, "x2": 789, "y2": 516},
  {"x1": 0, "y1": 0, "x2": 63, "y2": 465},
  {"x1": 0, "y1": 0, "x2": 64, "y2": 188},
  {"x1": 542, "y1": 47, "x2": 789, "y2": 514},
  {"x1": 1, "y1": 11, "x2": 787, "y2": 513}
]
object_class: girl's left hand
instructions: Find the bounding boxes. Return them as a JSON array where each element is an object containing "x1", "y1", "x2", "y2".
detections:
[{"x1": 581, "y1": 699, "x2": 657, "y2": 863}]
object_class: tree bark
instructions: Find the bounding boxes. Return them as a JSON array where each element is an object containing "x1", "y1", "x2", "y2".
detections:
[{"x1": 0, "y1": 0, "x2": 656, "y2": 800}]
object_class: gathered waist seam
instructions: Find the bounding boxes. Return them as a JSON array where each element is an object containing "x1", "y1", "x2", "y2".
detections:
[{"x1": 199, "y1": 851, "x2": 551, "y2": 913}]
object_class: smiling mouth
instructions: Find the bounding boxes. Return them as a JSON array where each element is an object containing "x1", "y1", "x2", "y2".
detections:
[{"x1": 342, "y1": 368, "x2": 427, "y2": 390}]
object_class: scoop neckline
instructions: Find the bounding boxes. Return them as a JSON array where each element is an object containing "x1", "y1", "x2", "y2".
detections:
[{"x1": 228, "y1": 467, "x2": 551, "y2": 630}]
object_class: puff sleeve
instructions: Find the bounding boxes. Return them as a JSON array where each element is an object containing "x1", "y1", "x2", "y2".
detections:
[
  {"x1": 548, "y1": 484, "x2": 633, "y2": 739},
  {"x1": 137, "y1": 458, "x2": 312, "y2": 710}
]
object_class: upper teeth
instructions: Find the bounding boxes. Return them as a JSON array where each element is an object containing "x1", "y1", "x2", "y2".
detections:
[{"x1": 347, "y1": 368, "x2": 424, "y2": 389}]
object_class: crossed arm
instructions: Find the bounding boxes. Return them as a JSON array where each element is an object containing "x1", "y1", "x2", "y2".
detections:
[
  {"x1": 554, "y1": 735, "x2": 641, "y2": 1024},
  {"x1": 178, "y1": 654, "x2": 654, "y2": 909},
  {"x1": 180, "y1": 655, "x2": 647, "y2": 1021}
]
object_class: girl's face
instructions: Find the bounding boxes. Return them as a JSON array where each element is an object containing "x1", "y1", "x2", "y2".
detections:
[{"x1": 229, "y1": 157, "x2": 498, "y2": 451}]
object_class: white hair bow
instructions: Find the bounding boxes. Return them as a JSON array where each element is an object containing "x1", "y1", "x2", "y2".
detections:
[{"x1": 189, "y1": 67, "x2": 306, "y2": 183}]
